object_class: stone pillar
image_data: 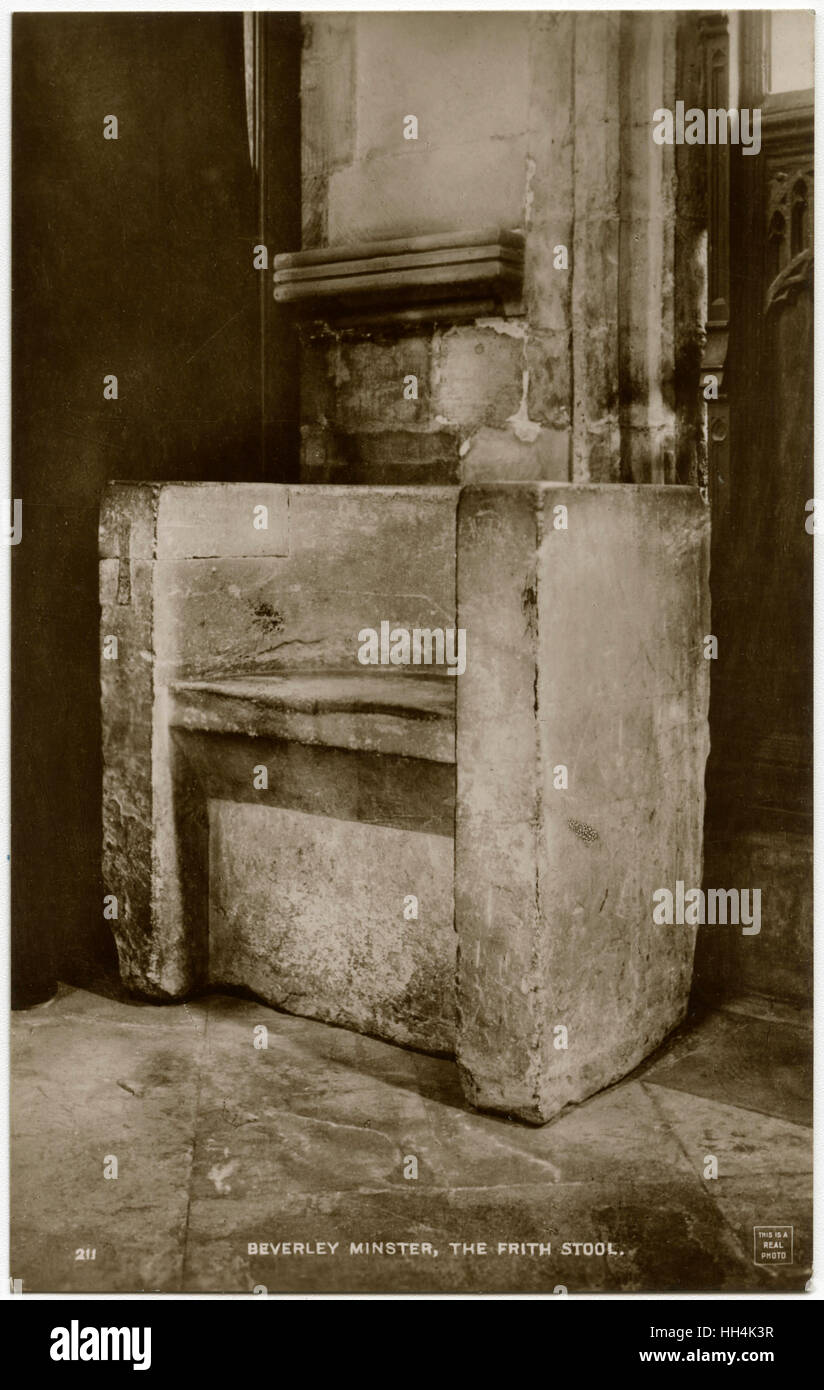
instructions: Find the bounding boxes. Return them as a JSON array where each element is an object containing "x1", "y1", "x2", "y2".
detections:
[
  {"x1": 571, "y1": 13, "x2": 621, "y2": 483},
  {"x1": 99, "y1": 482, "x2": 291, "y2": 998},
  {"x1": 455, "y1": 482, "x2": 710, "y2": 1122},
  {"x1": 618, "y1": 12, "x2": 679, "y2": 483},
  {"x1": 100, "y1": 483, "x2": 171, "y2": 998}
]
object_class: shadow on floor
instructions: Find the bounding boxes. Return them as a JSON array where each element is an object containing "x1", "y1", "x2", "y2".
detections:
[{"x1": 11, "y1": 981, "x2": 812, "y2": 1294}]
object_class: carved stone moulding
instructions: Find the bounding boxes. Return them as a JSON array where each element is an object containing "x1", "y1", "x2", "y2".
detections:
[{"x1": 273, "y1": 227, "x2": 525, "y2": 327}]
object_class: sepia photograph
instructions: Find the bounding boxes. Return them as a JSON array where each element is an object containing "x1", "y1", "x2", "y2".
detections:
[{"x1": 7, "y1": 3, "x2": 815, "y2": 1314}]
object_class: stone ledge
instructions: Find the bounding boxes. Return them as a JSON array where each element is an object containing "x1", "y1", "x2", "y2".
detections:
[
  {"x1": 273, "y1": 227, "x2": 524, "y2": 325},
  {"x1": 169, "y1": 672, "x2": 456, "y2": 763}
]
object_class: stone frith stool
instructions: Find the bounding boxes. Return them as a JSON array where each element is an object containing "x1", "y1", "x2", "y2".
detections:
[{"x1": 100, "y1": 481, "x2": 710, "y2": 1123}]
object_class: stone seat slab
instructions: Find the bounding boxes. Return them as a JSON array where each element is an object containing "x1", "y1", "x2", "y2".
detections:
[{"x1": 168, "y1": 671, "x2": 456, "y2": 763}]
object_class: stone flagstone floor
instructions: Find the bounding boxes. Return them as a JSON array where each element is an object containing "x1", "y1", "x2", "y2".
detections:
[{"x1": 11, "y1": 983, "x2": 812, "y2": 1294}]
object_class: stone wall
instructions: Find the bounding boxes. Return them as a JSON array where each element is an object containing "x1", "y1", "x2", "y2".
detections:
[
  {"x1": 11, "y1": 12, "x2": 301, "y2": 1002},
  {"x1": 294, "y1": 12, "x2": 706, "y2": 490}
]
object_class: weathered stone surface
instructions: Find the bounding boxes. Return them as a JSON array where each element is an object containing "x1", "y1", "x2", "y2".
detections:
[
  {"x1": 12, "y1": 989, "x2": 809, "y2": 1292},
  {"x1": 321, "y1": 13, "x2": 531, "y2": 244},
  {"x1": 102, "y1": 479, "x2": 711, "y2": 1118},
  {"x1": 155, "y1": 484, "x2": 290, "y2": 559},
  {"x1": 170, "y1": 672, "x2": 455, "y2": 764},
  {"x1": 352, "y1": 14, "x2": 530, "y2": 163},
  {"x1": 292, "y1": 13, "x2": 705, "y2": 491},
  {"x1": 275, "y1": 231, "x2": 524, "y2": 325},
  {"x1": 571, "y1": 15, "x2": 621, "y2": 484},
  {"x1": 640, "y1": 1003, "x2": 812, "y2": 1130},
  {"x1": 100, "y1": 481, "x2": 460, "y2": 1036},
  {"x1": 647, "y1": 1084, "x2": 812, "y2": 1180},
  {"x1": 153, "y1": 486, "x2": 457, "y2": 681},
  {"x1": 455, "y1": 482, "x2": 710, "y2": 1123},
  {"x1": 525, "y1": 328, "x2": 572, "y2": 432},
  {"x1": 302, "y1": 336, "x2": 432, "y2": 432},
  {"x1": 300, "y1": 15, "x2": 355, "y2": 246},
  {"x1": 459, "y1": 423, "x2": 568, "y2": 483},
  {"x1": 524, "y1": 14, "x2": 574, "y2": 337},
  {"x1": 328, "y1": 141, "x2": 528, "y2": 248},
  {"x1": 100, "y1": 545, "x2": 173, "y2": 998},
  {"x1": 11, "y1": 985, "x2": 205, "y2": 1293},
  {"x1": 210, "y1": 801, "x2": 455, "y2": 1053},
  {"x1": 177, "y1": 735, "x2": 455, "y2": 842},
  {"x1": 301, "y1": 426, "x2": 461, "y2": 486},
  {"x1": 617, "y1": 13, "x2": 677, "y2": 484},
  {"x1": 432, "y1": 325, "x2": 523, "y2": 429}
]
